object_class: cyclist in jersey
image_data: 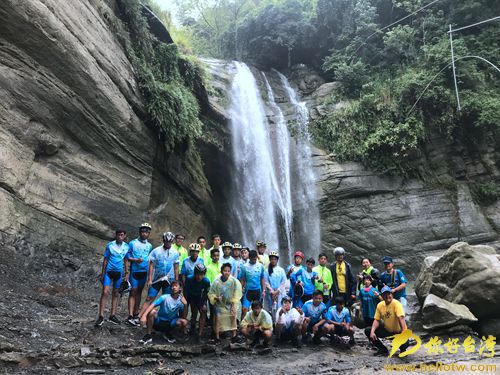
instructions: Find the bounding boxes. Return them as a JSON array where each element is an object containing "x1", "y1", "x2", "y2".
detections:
[
  {"x1": 181, "y1": 243, "x2": 204, "y2": 284},
  {"x1": 139, "y1": 280, "x2": 187, "y2": 345},
  {"x1": 240, "y1": 250, "x2": 266, "y2": 319},
  {"x1": 231, "y1": 243, "x2": 245, "y2": 279},
  {"x1": 313, "y1": 253, "x2": 333, "y2": 307},
  {"x1": 205, "y1": 248, "x2": 221, "y2": 284},
  {"x1": 138, "y1": 232, "x2": 179, "y2": 317},
  {"x1": 184, "y1": 264, "x2": 210, "y2": 341},
  {"x1": 358, "y1": 274, "x2": 382, "y2": 327},
  {"x1": 241, "y1": 246, "x2": 250, "y2": 262},
  {"x1": 172, "y1": 234, "x2": 187, "y2": 265},
  {"x1": 286, "y1": 251, "x2": 305, "y2": 306},
  {"x1": 322, "y1": 296, "x2": 354, "y2": 346},
  {"x1": 126, "y1": 223, "x2": 153, "y2": 325},
  {"x1": 221, "y1": 242, "x2": 237, "y2": 277},
  {"x1": 197, "y1": 236, "x2": 210, "y2": 263},
  {"x1": 264, "y1": 251, "x2": 287, "y2": 319},
  {"x1": 95, "y1": 230, "x2": 129, "y2": 327},
  {"x1": 291, "y1": 258, "x2": 319, "y2": 306},
  {"x1": 256, "y1": 240, "x2": 269, "y2": 267},
  {"x1": 300, "y1": 290, "x2": 327, "y2": 344},
  {"x1": 356, "y1": 257, "x2": 380, "y2": 291}
]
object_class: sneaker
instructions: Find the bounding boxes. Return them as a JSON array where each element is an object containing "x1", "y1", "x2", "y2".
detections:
[
  {"x1": 312, "y1": 335, "x2": 321, "y2": 345},
  {"x1": 127, "y1": 316, "x2": 139, "y2": 326},
  {"x1": 231, "y1": 336, "x2": 245, "y2": 344},
  {"x1": 94, "y1": 316, "x2": 104, "y2": 327},
  {"x1": 163, "y1": 333, "x2": 176, "y2": 344},
  {"x1": 250, "y1": 338, "x2": 260, "y2": 347},
  {"x1": 108, "y1": 315, "x2": 120, "y2": 325},
  {"x1": 140, "y1": 334, "x2": 153, "y2": 345}
]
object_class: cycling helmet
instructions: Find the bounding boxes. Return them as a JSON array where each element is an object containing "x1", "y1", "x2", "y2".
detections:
[
  {"x1": 334, "y1": 247, "x2": 346, "y2": 256},
  {"x1": 189, "y1": 243, "x2": 201, "y2": 251},
  {"x1": 139, "y1": 222, "x2": 152, "y2": 231},
  {"x1": 233, "y1": 243, "x2": 242, "y2": 250},
  {"x1": 119, "y1": 280, "x2": 131, "y2": 295},
  {"x1": 162, "y1": 232, "x2": 175, "y2": 242},
  {"x1": 194, "y1": 263, "x2": 207, "y2": 274},
  {"x1": 294, "y1": 251, "x2": 305, "y2": 259},
  {"x1": 269, "y1": 251, "x2": 279, "y2": 259},
  {"x1": 222, "y1": 241, "x2": 233, "y2": 249},
  {"x1": 256, "y1": 240, "x2": 266, "y2": 247},
  {"x1": 294, "y1": 283, "x2": 304, "y2": 298}
]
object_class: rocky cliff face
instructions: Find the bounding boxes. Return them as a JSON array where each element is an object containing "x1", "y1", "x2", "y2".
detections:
[
  {"x1": 0, "y1": 0, "x2": 214, "y2": 277},
  {"x1": 291, "y1": 66, "x2": 500, "y2": 273}
]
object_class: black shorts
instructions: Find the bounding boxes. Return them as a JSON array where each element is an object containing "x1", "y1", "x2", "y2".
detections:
[
  {"x1": 186, "y1": 295, "x2": 208, "y2": 310},
  {"x1": 153, "y1": 320, "x2": 174, "y2": 333}
]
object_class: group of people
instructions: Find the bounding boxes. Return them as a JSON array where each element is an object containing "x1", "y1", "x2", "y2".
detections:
[{"x1": 96, "y1": 223, "x2": 412, "y2": 355}]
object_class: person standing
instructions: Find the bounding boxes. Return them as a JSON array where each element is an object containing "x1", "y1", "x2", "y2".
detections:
[
  {"x1": 330, "y1": 247, "x2": 357, "y2": 306},
  {"x1": 263, "y1": 252, "x2": 287, "y2": 319},
  {"x1": 172, "y1": 234, "x2": 187, "y2": 265},
  {"x1": 356, "y1": 257, "x2": 380, "y2": 291},
  {"x1": 358, "y1": 275, "x2": 382, "y2": 327},
  {"x1": 231, "y1": 243, "x2": 245, "y2": 279},
  {"x1": 221, "y1": 242, "x2": 237, "y2": 277},
  {"x1": 286, "y1": 251, "x2": 305, "y2": 306},
  {"x1": 379, "y1": 256, "x2": 408, "y2": 311},
  {"x1": 197, "y1": 236, "x2": 210, "y2": 263},
  {"x1": 291, "y1": 258, "x2": 319, "y2": 306},
  {"x1": 208, "y1": 263, "x2": 243, "y2": 344},
  {"x1": 138, "y1": 232, "x2": 179, "y2": 317},
  {"x1": 239, "y1": 250, "x2": 266, "y2": 318},
  {"x1": 126, "y1": 223, "x2": 153, "y2": 325},
  {"x1": 95, "y1": 230, "x2": 129, "y2": 327},
  {"x1": 184, "y1": 264, "x2": 210, "y2": 340},
  {"x1": 313, "y1": 253, "x2": 333, "y2": 307},
  {"x1": 256, "y1": 240, "x2": 269, "y2": 267},
  {"x1": 181, "y1": 243, "x2": 204, "y2": 284}
]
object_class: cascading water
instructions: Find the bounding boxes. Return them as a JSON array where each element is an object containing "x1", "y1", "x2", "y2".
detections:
[
  {"x1": 277, "y1": 71, "x2": 321, "y2": 255},
  {"x1": 228, "y1": 62, "x2": 280, "y2": 250},
  {"x1": 227, "y1": 61, "x2": 321, "y2": 261},
  {"x1": 262, "y1": 72, "x2": 294, "y2": 263}
]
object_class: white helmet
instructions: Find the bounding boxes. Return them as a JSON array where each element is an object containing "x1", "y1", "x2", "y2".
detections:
[{"x1": 334, "y1": 247, "x2": 346, "y2": 256}]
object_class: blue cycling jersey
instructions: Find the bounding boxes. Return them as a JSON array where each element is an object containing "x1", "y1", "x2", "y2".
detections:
[
  {"x1": 240, "y1": 262, "x2": 264, "y2": 291},
  {"x1": 302, "y1": 300, "x2": 327, "y2": 324},
  {"x1": 148, "y1": 245, "x2": 179, "y2": 280},
  {"x1": 126, "y1": 238, "x2": 153, "y2": 273},
  {"x1": 291, "y1": 268, "x2": 318, "y2": 295},
  {"x1": 181, "y1": 257, "x2": 204, "y2": 278},
  {"x1": 153, "y1": 294, "x2": 184, "y2": 322},
  {"x1": 103, "y1": 240, "x2": 129, "y2": 272},
  {"x1": 324, "y1": 306, "x2": 351, "y2": 324}
]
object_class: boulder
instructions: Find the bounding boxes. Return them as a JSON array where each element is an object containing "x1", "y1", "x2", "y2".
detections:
[
  {"x1": 415, "y1": 242, "x2": 500, "y2": 319},
  {"x1": 422, "y1": 294, "x2": 477, "y2": 331}
]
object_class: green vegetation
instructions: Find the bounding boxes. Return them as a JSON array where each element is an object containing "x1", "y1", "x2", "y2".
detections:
[
  {"x1": 471, "y1": 181, "x2": 500, "y2": 206},
  {"x1": 171, "y1": 0, "x2": 499, "y2": 173},
  {"x1": 117, "y1": 0, "x2": 203, "y2": 152}
]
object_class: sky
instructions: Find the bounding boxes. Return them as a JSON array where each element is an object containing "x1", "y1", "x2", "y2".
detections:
[{"x1": 154, "y1": 0, "x2": 180, "y2": 25}]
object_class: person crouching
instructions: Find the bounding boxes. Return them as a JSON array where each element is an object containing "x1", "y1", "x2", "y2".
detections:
[
  {"x1": 240, "y1": 300, "x2": 273, "y2": 349},
  {"x1": 139, "y1": 280, "x2": 188, "y2": 345}
]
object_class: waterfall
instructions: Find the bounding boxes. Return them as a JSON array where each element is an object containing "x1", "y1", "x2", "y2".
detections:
[
  {"x1": 262, "y1": 72, "x2": 294, "y2": 263},
  {"x1": 277, "y1": 71, "x2": 321, "y2": 255},
  {"x1": 227, "y1": 61, "x2": 321, "y2": 261},
  {"x1": 228, "y1": 62, "x2": 280, "y2": 250}
]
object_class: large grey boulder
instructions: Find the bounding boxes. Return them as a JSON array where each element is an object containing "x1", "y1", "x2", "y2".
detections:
[
  {"x1": 415, "y1": 242, "x2": 500, "y2": 319},
  {"x1": 422, "y1": 294, "x2": 477, "y2": 330}
]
